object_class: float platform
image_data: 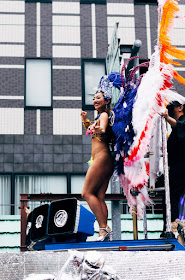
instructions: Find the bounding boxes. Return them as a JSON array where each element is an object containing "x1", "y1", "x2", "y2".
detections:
[{"x1": 45, "y1": 238, "x2": 185, "y2": 251}]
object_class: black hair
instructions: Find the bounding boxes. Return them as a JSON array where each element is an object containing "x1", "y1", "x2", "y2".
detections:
[
  {"x1": 183, "y1": 104, "x2": 185, "y2": 114},
  {"x1": 167, "y1": 102, "x2": 185, "y2": 116},
  {"x1": 167, "y1": 103, "x2": 174, "y2": 118}
]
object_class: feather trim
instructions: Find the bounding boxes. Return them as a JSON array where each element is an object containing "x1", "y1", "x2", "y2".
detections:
[
  {"x1": 121, "y1": 51, "x2": 185, "y2": 218},
  {"x1": 114, "y1": 0, "x2": 185, "y2": 218}
]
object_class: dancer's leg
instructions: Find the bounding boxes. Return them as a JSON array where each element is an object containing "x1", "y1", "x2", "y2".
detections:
[
  {"x1": 81, "y1": 155, "x2": 113, "y2": 228},
  {"x1": 97, "y1": 178, "x2": 110, "y2": 222},
  {"x1": 82, "y1": 170, "x2": 107, "y2": 227},
  {"x1": 96, "y1": 179, "x2": 112, "y2": 237}
]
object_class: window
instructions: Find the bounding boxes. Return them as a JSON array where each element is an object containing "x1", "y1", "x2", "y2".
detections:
[
  {"x1": 82, "y1": 59, "x2": 106, "y2": 110},
  {"x1": 25, "y1": 58, "x2": 52, "y2": 109},
  {"x1": 14, "y1": 175, "x2": 67, "y2": 214},
  {"x1": 139, "y1": 58, "x2": 149, "y2": 76},
  {"x1": 71, "y1": 175, "x2": 85, "y2": 194},
  {"x1": 25, "y1": 0, "x2": 52, "y2": 3},
  {"x1": 0, "y1": 176, "x2": 11, "y2": 215},
  {"x1": 80, "y1": 0, "x2": 106, "y2": 4}
]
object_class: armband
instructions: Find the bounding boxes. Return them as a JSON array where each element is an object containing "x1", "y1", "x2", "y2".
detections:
[{"x1": 82, "y1": 119, "x2": 91, "y2": 130}]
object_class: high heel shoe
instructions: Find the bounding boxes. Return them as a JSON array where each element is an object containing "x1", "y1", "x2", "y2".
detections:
[{"x1": 96, "y1": 226, "x2": 113, "y2": 242}]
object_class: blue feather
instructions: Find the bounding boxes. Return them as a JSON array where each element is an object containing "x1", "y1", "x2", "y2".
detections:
[
  {"x1": 112, "y1": 83, "x2": 139, "y2": 175},
  {"x1": 108, "y1": 72, "x2": 122, "y2": 89}
]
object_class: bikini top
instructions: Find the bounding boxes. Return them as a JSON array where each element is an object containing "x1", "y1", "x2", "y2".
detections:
[{"x1": 92, "y1": 113, "x2": 113, "y2": 144}]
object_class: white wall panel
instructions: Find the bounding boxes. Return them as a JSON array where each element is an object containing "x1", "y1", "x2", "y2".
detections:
[
  {"x1": 169, "y1": 13, "x2": 185, "y2": 46},
  {"x1": 53, "y1": 27, "x2": 80, "y2": 44},
  {"x1": 107, "y1": 17, "x2": 135, "y2": 45},
  {"x1": 169, "y1": 28, "x2": 185, "y2": 46},
  {"x1": 53, "y1": 65, "x2": 81, "y2": 69},
  {"x1": 145, "y1": 4, "x2": 151, "y2": 58},
  {"x1": 53, "y1": 96, "x2": 81, "y2": 100},
  {"x1": 91, "y1": 3, "x2": 96, "y2": 58},
  {"x1": 53, "y1": 15, "x2": 80, "y2": 43},
  {"x1": 0, "y1": 108, "x2": 24, "y2": 134},
  {"x1": 0, "y1": 65, "x2": 24, "y2": 68},
  {"x1": 53, "y1": 45, "x2": 81, "y2": 58},
  {"x1": 0, "y1": 14, "x2": 24, "y2": 25},
  {"x1": 52, "y1": 2, "x2": 80, "y2": 14},
  {"x1": 178, "y1": 4, "x2": 185, "y2": 15},
  {"x1": 0, "y1": 10, "x2": 24, "y2": 44},
  {"x1": 0, "y1": 1, "x2": 24, "y2": 13},
  {"x1": 0, "y1": 96, "x2": 24, "y2": 99},
  {"x1": 37, "y1": 3, "x2": 40, "y2": 57},
  {"x1": 169, "y1": 17, "x2": 185, "y2": 45},
  {"x1": 0, "y1": 25, "x2": 24, "y2": 42},
  {"x1": 53, "y1": 15, "x2": 80, "y2": 26},
  {"x1": 53, "y1": 108, "x2": 82, "y2": 135},
  {"x1": 0, "y1": 44, "x2": 24, "y2": 56},
  {"x1": 107, "y1": 3, "x2": 134, "y2": 15},
  {"x1": 167, "y1": 5, "x2": 185, "y2": 46}
]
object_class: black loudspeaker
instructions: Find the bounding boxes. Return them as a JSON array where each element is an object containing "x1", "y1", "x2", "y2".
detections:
[
  {"x1": 30, "y1": 204, "x2": 49, "y2": 241},
  {"x1": 25, "y1": 198, "x2": 95, "y2": 250},
  {"x1": 25, "y1": 204, "x2": 49, "y2": 246},
  {"x1": 47, "y1": 198, "x2": 78, "y2": 235}
]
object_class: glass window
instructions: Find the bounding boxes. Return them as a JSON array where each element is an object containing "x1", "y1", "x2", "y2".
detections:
[
  {"x1": 0, "y1": 176, "x2": 11, "y2": 215},
  {"x1": 139, "y1": 58, "x2": 149, "y2": 76},
  {"x1": 82, "y1": 59, "x2": 105, "y2": 110},
  {"x1": 15, "y1": 175, "x2": 67, "y2": 214},
  {"x1": 71, "y1": 175, "x2": 111, "y2": 194},
  {"x1": 25, "y1": 58, "x2": 52, "y2": 108},
  {"x1": 71, "y1": 175, "x2": 85, "y2": 194}
]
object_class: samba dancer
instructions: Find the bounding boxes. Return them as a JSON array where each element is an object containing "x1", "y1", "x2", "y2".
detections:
[{"x1": 81, "y1": 73, "x2": 121, "y2": 241}]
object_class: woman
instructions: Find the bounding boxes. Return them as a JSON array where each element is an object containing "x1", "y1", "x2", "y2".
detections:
[{"x1": 81, "y1": 73, "x2": 122, "y2": 241}]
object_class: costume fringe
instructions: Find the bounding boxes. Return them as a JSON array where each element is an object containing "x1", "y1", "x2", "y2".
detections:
[
  {"x1": 122, "y1": 52, "x2": 185, "y2": 218},
  {"x1": 113, "y1": 0, "x2": 185, "y2": 218},
  {"x1": 112, "y1": 57, "x2": 147, "y2": 175}
]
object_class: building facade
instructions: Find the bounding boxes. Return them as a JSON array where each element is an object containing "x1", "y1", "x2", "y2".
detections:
[{"x1": 0, "y1": 0, "x2": 185, "y2": 249}]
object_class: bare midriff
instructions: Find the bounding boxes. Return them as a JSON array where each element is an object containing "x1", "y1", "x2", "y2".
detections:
[{"x1": 91, "y1": 137, "x2": 111, "y2": 160}]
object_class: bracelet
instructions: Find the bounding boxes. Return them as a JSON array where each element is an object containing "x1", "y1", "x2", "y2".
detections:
[
  {"x1": 82, "y1": 119, "x2": 91, "y2": 123},
  {"x1": 82, "y1": 119, "x2": 91, "y2": 130}
]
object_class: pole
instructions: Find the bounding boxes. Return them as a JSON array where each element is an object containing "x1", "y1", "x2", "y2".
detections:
[
  {"x1": 133, "y1": 206, "x2": 138, "y2": 240},
  {"x1": 125, "y1": 39, "x2": 142, "y2": 77},
  {"x1": 111, "y1": 177, "x2": 121, "y2": 240},
  {"x1": 143, "y1": 206, "x2": 148, "y2": 239},
  {"x1": 20, "y1": 194, "x2": 29, "y2": 251},
  {"x1": 161, "y1": 117, "x2": 172, "y2": 234}
]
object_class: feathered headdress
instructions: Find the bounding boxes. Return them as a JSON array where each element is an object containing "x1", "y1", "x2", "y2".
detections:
[{"x1": 96, "y1": 72, "x2": 122, "y2": 100}]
